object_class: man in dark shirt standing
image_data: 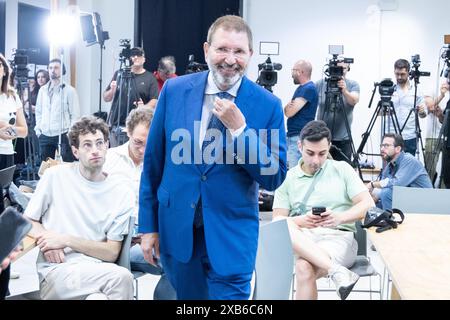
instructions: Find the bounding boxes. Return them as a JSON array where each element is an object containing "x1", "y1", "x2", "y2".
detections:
[
  {"x1": 316, "y1": 62, "x2": 360, "y2": 163},
  {"x1": 103, "y1": 47, "x2": 158, "y2": 147},
  {"x1": 284, "y1": 60, "x2": 318, "y2": 169}
]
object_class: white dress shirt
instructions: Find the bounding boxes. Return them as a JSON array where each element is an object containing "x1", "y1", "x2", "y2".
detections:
[{"x1": 199, "y1": 73, "x2": 246, "y2": 149}]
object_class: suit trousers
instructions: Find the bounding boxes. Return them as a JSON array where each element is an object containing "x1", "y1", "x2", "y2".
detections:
[{"x1": 160, "y1": 225, "x2": 253, "y2": 300}]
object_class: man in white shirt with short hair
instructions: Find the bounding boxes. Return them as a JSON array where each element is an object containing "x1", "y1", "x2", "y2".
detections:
[{"x1": 25, "y1": 116, "x2": 134, "y2": 300}]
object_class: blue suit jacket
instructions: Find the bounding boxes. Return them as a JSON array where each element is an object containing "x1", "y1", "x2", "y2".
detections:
[{"x1": 139, "y1": 71, "x2": 287, "y2": 276}]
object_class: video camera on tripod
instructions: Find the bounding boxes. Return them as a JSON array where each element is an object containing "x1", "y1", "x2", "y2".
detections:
[
  {"x1": 440, "y1": 39, "x2": 450, "y2": 79},
  {"x1": 376, "y1": 78, "x2": 395, "y2": 103},
  {"x1": 409, "y1": 54, "x2": 430, "y2": 83},
  {"x1": 324, "y1": 45, "x2": 354, "y2": 94},
  {"x1": 256, "y1": 41, "x2": 282, "y2": 92},
  {"x1": 185, "y1": 54, "x2": 208, "y2": 74},
  {"x1": 118, "y1": 39, "x2": 132, "y2": 66},
  {"x1": 9, "y1": 48, "x2": 39, "y2": 82}
]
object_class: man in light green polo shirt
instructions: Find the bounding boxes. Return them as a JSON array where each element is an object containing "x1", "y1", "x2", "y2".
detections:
[{"x1": 273, "y1": 120, "x2": 374, "y2": 300}]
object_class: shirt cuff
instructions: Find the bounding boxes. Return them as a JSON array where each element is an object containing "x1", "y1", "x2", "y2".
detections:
[
  {"x1": 229, "y1": 123, "x2": 246, "y2": 139},
  {"x1": 379, "y1": 178, "x2": 389, "y2": 188}
]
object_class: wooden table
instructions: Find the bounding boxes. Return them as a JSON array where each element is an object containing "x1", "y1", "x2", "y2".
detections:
[{"x1": 368, "y1": 214, "x2": 450, "y2": 299}]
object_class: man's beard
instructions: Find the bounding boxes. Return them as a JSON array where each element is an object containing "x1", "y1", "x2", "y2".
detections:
[
  {"x1": 397, "y1": 78, "x2": 407, "y2": 85},
  {"x1": 51, "y1": 73, "x2": 60, "y2": 80},
  {"x1": 207, "y1": 59, "x2": 244, "y2": 90},
  {"x1": 383, "y1": 153, "x2": 393, "y2": 162}
]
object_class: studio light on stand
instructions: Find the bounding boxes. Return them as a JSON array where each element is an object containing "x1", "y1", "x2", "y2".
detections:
[
  {"x1": 47, "y1": 13, "x2": 77, "y2": 162},
  {"x1": 80, "y1": 12, "x2": 109, "y2": 121}
]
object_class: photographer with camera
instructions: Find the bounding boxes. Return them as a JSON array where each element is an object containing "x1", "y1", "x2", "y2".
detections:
[
  {"x1": 388, "y1": 59, "x2": 426, "y2": 156},
  {"x1": 429, "y1": 71, "x2": 450, "y2": 189},
  {"x1": 284, "y1": 60, "x2": 318, "y2": 169},
  {"x1": 35, "y1": 59, "x2": 80, "y2": 162},
  {"x1": 103, "y1": 46, "x2": 158, "y2": 147},
  {"x1": 316, "y1": 61, "x2": 360, "y2": 163},
  {"x1": 423, "y1": 81, "x2": 447, "y2": 183}
]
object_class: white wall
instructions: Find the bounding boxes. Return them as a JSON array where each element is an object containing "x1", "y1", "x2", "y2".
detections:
[
  {"x1": 244, "y1": 0, "x2": 450, "y2": 166},
  {"x1": 76, "y1": 0, "x2": 135, "y2": 116},
  {"x1": 5, "y1": 0, "x2": 50, "y2": 58}
]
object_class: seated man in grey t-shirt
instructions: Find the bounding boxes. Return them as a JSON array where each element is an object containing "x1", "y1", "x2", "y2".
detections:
[{"x1": 25, "y1": 116, "x2": 135, "y2": 300}]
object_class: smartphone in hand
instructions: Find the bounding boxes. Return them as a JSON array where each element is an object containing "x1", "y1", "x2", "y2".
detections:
[{"x1": 312, "y1": 206, "x2": 326, "y2": 216}]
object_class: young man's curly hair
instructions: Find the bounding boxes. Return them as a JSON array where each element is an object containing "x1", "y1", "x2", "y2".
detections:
[{"x1": 68, "y1": 116, "x2": 109, "y2": 148}]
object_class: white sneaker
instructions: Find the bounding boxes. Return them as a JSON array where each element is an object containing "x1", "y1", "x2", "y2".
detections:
[{"x1": 329, "y1": 265, "x2": 359, "y2": 300}]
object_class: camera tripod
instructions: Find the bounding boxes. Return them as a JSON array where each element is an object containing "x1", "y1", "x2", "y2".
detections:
[
  {"x1": 319, "y1": 80, "x2": 361, "y2": 173},
  {"x1": 426, "y1": 98, "x2": 450, "y2": 188},
  {"x1": 107, "y1": 58, "x2": 139, "y2": 147},
  {"x1": 399, "y1": 75, "x2": 427, "y2": 167},
  {"x1": 16, "y1": 77, "x2": 39, "y2": 180},
  {"x1": 357, "y1": 83, "x2": 402, "y2": 159}
]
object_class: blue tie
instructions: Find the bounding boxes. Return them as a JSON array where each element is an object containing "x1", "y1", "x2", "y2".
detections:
[
  {"x1": 194, "y1": 92, "x2": 232, "y2": 228},
  {"x1": 201, "y1": 91, "x2": 232, "y2": 152}
]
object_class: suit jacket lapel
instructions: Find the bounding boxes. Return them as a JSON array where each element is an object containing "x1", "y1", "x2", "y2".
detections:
[
  {"x1": 234, "y1": 76, "x2": 255, "y2": 115},
  {"x1": 184, "y1": 72, "x2": 208, "y2": 173}
]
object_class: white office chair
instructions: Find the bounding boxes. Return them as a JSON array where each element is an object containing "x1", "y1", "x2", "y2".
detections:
[
  {"x1": 253, "y1": 219, "x2": 293, "y2": 300},
  {"x1": 116, "y1": 216, "x2": 146, "y2": 299},
  {"x1": 116, "y1": 216, "x2": 176, "y2": 300},
  {"x1": 392, "y1": 186, "x2": 450, "y2": 214},
  {"x1": 347, "y1": 221, "x2": 383, "y2": 299}
]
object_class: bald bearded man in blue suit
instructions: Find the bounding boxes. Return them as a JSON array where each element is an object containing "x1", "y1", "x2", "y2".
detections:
[{"x1": 139, "y1": 15, "x2": 287, "y2": 300}]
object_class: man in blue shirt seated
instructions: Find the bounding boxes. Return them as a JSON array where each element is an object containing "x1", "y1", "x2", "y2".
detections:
[
  {"x1": 284, "y1": 60, "x2": 318, "y2": 169},
  {"x1": 366, "y1": 133, "x2": 432, "y2": 210}
]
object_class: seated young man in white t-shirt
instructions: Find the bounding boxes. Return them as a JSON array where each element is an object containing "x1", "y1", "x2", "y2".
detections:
[{"x1": 25, "y1": 116, "x2": 135, "y2": 300}]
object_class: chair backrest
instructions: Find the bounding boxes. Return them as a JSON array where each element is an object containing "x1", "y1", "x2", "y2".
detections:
[
  {"x1": 392, "y1": 186, "x2": 450, "y2": 214},
  {"x1": 0, "y1": 165, "x2": 16, "y2": 189},
  {"x1": 116, "y1": 216, "x2": 135, "y2": 270},
  {"x1": 354, "y1": 220, "x2": 367, "y2": 256},
  {"x1": 253, "y1": 219, "x2": 293, "y2": 300}
]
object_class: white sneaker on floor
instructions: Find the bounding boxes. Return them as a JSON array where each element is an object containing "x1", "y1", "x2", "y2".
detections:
[
  {"x1": 329, "y1": 265, "x2": 359, "y2": 300},
  {"x1": 10, "y1": 271, "x2": 20, "y2": 279}
]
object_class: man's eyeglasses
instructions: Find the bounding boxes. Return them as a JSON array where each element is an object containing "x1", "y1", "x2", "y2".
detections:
[
  {"x1": 210, "y1": 45, "x2": 248, "y2": 59},
  {"x1": 380, "y1": 143, "x2": 394, "y2": 149},
  {"x1": 80, "y1": 140, "x2": 106, "y2": 151}
]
